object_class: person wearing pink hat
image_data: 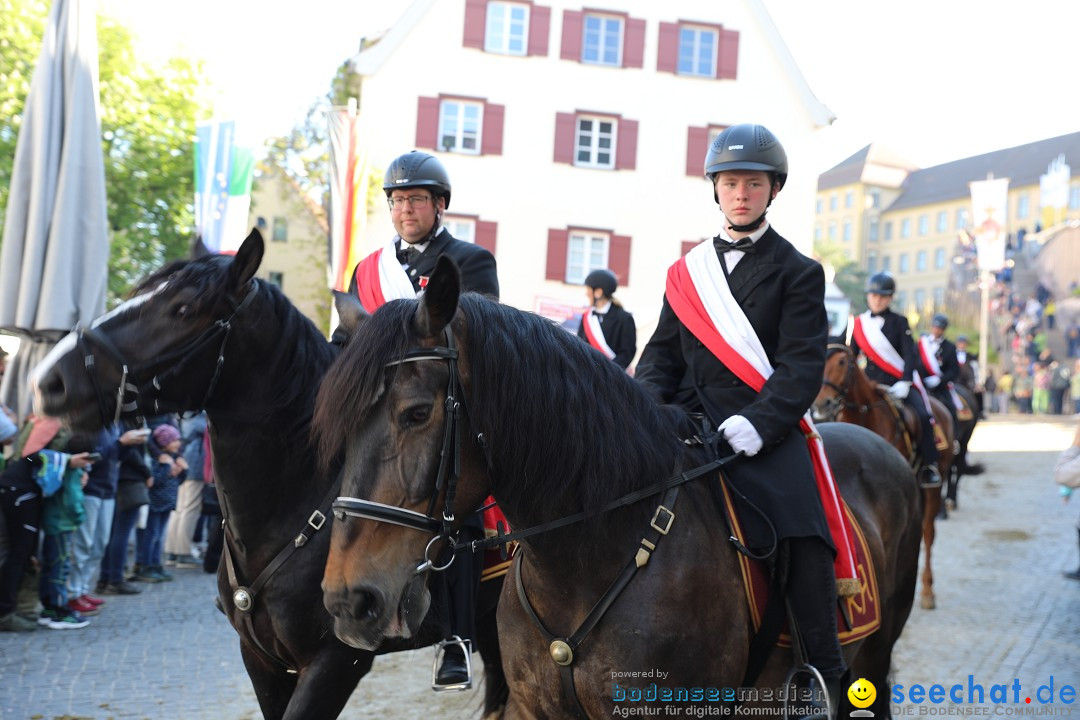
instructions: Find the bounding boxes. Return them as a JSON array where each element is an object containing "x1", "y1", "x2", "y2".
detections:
[{"x1": 129, "y1": 424, "x2": 188, "y2": 583}]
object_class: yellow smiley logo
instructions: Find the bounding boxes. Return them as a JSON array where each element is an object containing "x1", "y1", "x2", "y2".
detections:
[{"x1": 847, "y1": 678, "x2": 876, "y2": 709}]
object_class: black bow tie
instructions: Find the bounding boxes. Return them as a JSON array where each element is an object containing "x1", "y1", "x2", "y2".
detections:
[
  {"x1": 397, "y1": 245, "x2": 422, "y2": 266},
  {"x1": 870, "y1": 311, "x2": 885, "y2": 318},
  {"x1": 713, "y1": 236, "x2": 756, "y2": 255}
]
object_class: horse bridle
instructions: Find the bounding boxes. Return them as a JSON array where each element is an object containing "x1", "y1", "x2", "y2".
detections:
[
  {"x1": 332, "y1": 326, "x2": 468, "y2": 574},
  {"x1": 75, "y1": 281, "x2": 259, "y2": 424}
]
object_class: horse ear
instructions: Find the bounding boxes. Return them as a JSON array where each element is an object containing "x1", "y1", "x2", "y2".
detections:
[
  {"x1": 229, "y1": 228, "x2": 265, "y2": 289},
  {"x1": 190, "y1": 235, "x2": 211, "y2": 258},
  {"x1": 414, "y1": 255, "x2": 460, "y2": 338},
  {"x1": 333, "y1": 290, "x2": 368, "y2": 335}
]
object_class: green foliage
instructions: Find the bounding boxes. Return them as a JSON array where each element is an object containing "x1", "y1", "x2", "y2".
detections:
[
  {"x1": 0, "y1": 0, "x2": 208, "y2": 306},
  {"x1": 813, "y1": 241, "x2": 868, "y2": 313}
]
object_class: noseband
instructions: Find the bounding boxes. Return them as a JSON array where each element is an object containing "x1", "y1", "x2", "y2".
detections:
[
  {"x1": 818, "y1": 343, "x2": 857, "y2": 421},
  {"x1": 332, "y1": 327, "x2": 466, "y2": 573},
  {"x1": 76, "y1": 282, "x2": 259, "y2": 425}
]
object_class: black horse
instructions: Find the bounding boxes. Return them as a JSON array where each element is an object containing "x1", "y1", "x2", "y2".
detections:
[
  {"x1": 313, "y1": 257, "x2": 924, "y2": 718},
  {"x1": 32, "y1": 230, "x2": 506, "y2": 720}
]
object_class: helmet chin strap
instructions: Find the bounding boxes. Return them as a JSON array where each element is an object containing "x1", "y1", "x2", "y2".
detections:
[{"x1": 725, "y1": 209, "x2": 768, "y2": 234}]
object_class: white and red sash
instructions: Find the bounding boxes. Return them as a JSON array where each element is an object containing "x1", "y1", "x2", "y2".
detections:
[
  {"x1": 918, "y1": 336, "x2": 964, "y2": 411},
  {"x1": 352, "y1": 242, "x2": 418, "y2": 313},
  {"x1": 582, "y1": 310, "x2": 616, "y2": 360},
  {"x1": 852, "y1": 313, "x2": 904, "y2": 380},
  {"x1": 665, "y1": 243, "x2": 858, "y2": 590}
]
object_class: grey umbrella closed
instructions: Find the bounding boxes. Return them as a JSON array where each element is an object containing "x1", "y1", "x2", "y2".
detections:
[{"x1": 0, "y1": 0, "x2": 109, "y2": 423}]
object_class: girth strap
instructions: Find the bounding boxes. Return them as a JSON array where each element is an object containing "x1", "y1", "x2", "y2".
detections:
[{"x1": 514, "y1": 486, "x2": 681, "y2": 718}]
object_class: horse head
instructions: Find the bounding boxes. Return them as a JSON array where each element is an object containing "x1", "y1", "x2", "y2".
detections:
[
  {"x1": 33, "y1": 229, "x2": 265, "y2": 430},
  {"x1": 314, "y1": 257, "x2": 492, "y2": 651},
  {"x1": 813, "y1": 344, "x2": 856, "y2": 422}
]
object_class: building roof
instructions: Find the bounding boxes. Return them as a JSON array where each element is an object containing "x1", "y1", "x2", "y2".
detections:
[
  {"x1": 887, "y1": 131, "x2": 1080, "y2": 211},
  {"x1": 817, "y1": 144, "x2": 916, "y2": 191}
]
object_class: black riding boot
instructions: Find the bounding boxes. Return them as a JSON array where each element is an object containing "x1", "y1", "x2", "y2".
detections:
[
  {"x1": 1065, "y1": 528, "x2": 1080, "y2": 581},
  {"x1": 433, "y1": 522, "x2": 482, "y2": 691}
]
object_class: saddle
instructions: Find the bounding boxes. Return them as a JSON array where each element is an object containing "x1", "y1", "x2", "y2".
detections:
[{"x1": 875, "y1": 385, "x2": 948, "y2": 461}]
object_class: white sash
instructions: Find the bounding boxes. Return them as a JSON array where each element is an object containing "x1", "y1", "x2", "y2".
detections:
[
  {"x1": 856, "y1": 312, "x2": 905, "y2": 377},
  {"x1": 584, "y1": 311, "x2": 616, "y2": 359},
  {"x1": 918, "y1": 336, "x2": 942, "y2": 377},
  {"x1": 376, "y1": 240, "x2": 419, "y2": 301}
]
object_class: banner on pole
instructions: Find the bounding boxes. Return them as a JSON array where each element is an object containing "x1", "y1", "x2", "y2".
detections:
[
  {"x1": 1039, "y1": 154, "x2": 1070, "y2": 230},
  {"x1": 195, "y1": 120, "x2": 254, "y2": 255},
  {"x1": 327, "y1": 104, "x2": 369, "y2": 292},
  {"x1": 969, "y1": 175, "x2": 1009, "y2": 274}
]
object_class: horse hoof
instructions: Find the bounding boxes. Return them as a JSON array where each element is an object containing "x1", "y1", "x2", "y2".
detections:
[
  {"x1": 921, "y1": 596, "x2": 936, "y2": 610},
  {"x1": 945, "y1": 499, "x2": 956, "y2": 512}
]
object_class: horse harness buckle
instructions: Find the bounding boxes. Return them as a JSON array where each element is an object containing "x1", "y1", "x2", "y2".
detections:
[
  {"x1": 650, "y1": 505, "x2": 675, "y2": 535},
  {"x1": 294, "y1": 510, "x2": 326, "y2": 548}
]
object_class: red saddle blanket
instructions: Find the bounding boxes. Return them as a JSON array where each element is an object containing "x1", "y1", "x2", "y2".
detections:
[
  {"x1": 480, "y1": 496, "x2": 515, "y2": 582},
  {"x1": 717, "y1": 479, "x2": 881, "y2": 647}
]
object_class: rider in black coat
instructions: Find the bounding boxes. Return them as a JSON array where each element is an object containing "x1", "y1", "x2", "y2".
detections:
[
  {"x1": 577, "y1": 268, "x2": 637, "y2": 370},
  {"x1": 923, "y1": 313, "x2": 960, "y2": 428}
]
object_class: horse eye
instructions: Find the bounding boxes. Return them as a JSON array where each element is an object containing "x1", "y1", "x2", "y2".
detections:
[
  {"x1": 176, "y1": 304, "x2": 189, "y2": 317},
  {"x1": 401, "y1": 405, "x2": 431, "y2": 427}
]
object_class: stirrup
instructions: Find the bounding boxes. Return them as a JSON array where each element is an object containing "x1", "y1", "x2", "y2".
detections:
[
  {"x1": 431, "y1": 635, "x2": 473, "y2": 692},
  {"x1": 783, "y1": 663, "x2": 834, "y2": 720},
  {"x1": 919, "y1": 465, "x2": 942, "y2": 489}
]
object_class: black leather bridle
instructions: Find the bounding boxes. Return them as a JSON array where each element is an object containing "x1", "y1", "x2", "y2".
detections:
[{"x1": 75, "y1": 282, "x2": 259, "y2": 425}]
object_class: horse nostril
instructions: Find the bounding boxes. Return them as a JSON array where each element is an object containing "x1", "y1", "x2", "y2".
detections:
[{"x1": 351, "y1": 585, "x2": 384, "y2": 622}]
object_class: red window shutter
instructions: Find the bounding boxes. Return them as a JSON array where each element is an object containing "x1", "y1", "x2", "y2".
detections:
[
  {"x1": 481, "y1": 102, "x2": 505, "y2": 155},
  {"x1": 615, "y1": 118, "x2": 638, "y2": 171},
  {"x1": 609, "y1": 234, "x2": 632, "y2": 286},
  {"x1": 554, "y1": 112, "x2": 576, "y2": 164},
  {"x1": 680, "y1": 240, "x2": 699, "y2": 257},
  {"x1": 657, "y1": 22, "x2": 679, "y2": 73},
  {"x1": 622, "y1": 17, "x2": 646, "y2": 68},
  {"x1": 476, "y1": 220, "x2": 498, "y2": 254},
  {"x1": 717, "y1": 28, "x2": 739, "y2": 79},
  {"x1": 528, "y1": 5, "x2": 551, "y2": 56},
  {"x1": 560, "y1": 10, "x2": 583, "y2": 61},
  {"x1": 686, "y1": 126, "x2": 710, "y2": 177},
  {"x1": 463, "y1": 0, "x2": 488, "y2": 49},
  {"x1": 546, "y1": 229, "x2": 569, "y2": 281},
  {"x1": 415, "y1": 96, "x2": 440, "y2": 150}
]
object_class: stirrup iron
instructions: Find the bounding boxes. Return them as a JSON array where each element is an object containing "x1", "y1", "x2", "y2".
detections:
[{"x1": 431, "y1": 635, "x2": 473, "y2": 692}]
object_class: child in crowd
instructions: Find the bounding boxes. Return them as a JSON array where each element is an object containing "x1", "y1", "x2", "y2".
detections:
[{"x1": 132, "y1": 425, "x2": 187, "y2": 582}]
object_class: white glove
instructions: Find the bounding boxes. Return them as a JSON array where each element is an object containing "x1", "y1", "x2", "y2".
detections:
[
  {"x1": 924, "y1": 376, "x2": 941, "y2": 389},
  {"x1": 888, "y1": 381, "x2": 911, "y2": 399},
  {"x1": 719, "y1": 415, "x2": 764, "y2": 457}
]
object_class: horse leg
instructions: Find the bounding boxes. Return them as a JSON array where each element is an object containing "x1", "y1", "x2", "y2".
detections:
[
  {"x1": 476, "y1": 575, "x2": 509, "y2": 719},
  {"x1": 919, "y1": 485, "x2": 941, "y2": 610},
  {"x1": 239, "y1": 645, "x2": 299, "y2": 720},
  {"x1": 280, "y1": 646, "x2": 373, "y2": 720}
]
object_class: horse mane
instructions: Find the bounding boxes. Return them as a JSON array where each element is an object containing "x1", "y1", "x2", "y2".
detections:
[
  {"x1": 314, "y1": 294, "x2": 687, "y2": 520},
  {"x1": 133, "y1": 256, "x2": 334, "y2": 423}
]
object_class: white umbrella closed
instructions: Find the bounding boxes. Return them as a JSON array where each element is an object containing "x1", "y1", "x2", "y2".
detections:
[{"x1": 0, "y1": 0, "x2": 109, "y2": 422}]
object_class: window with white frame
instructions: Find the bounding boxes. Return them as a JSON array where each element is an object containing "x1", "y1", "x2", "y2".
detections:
[
  {"x1": 443, "y1": 217, "x2": 476, "y2": 244},
  {"x1": 677, "y1": 26, "x2": 716, "y2": 77},
  {"x1": 955, "y1": 207, "x2": 969, "y2": 229},
  {"x1": 933, "y1": 287, "x2": 945, "y2": 307},
  {"x1": 842, "y1": 218, "x2": 852, "y2": 242},
  {"x1": 566, "y1": 231, "x2": 609, "y2": 283},
  {"x1": 575, "y1": 116, "x2": 616, "y2": 169},
  {"x1": 934, "y1": 247, "x2": 946, "y2": 269},
  {"x1": 918, "y1": 214, "x2": 929, "y2": 236},
  {"x1": 936, "y1": 211, "x2": 948, "y2": 233},
  {"x1": 439, "y1": 99, "x2": 483, "y2": 154},
  {"x1": 1070, "y1": 185, "x2": 1080, "y2": 210},
  {"x1": 914, "y1": 288, "x2": 925, "y2": 310},
  {"x1": 485, "y1": 2, "x2": 529, "y2": 55},
  {"x1": 582, "y1": 14, "x2": 623, "y2": 66},
  {"x1": 916, "y1": 250, "x2": 927, "y2": 271},
  {"x1": 1017, "y1": 192, "x2": 1030, "y2": 219}
]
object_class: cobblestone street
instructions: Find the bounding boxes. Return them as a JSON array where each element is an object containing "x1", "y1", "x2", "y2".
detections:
[{"x1": 0, "y1": 416, "x2": 1077, "y2": 719}]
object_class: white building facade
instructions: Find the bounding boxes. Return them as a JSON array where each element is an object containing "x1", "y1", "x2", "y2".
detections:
[{"x1": 351, "y1": 0, "x2": 833, "y2": 361}]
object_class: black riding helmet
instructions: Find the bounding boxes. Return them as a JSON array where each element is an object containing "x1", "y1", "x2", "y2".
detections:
[
  {"x1": 705, "y1": 124, "x2": 788, "y2": 197},
  {"x1": 865, "y1": 272, "x2": 896, "y2": 296},
  {"x1": 931, "y1": 313, "x2": 949, "y2": 329},
  {"x1": 383, "y1": 151, "x2": 452, "y2": 209},
  {"x1": 584, "y1": 269, "x2": 618, "y2": 298}
]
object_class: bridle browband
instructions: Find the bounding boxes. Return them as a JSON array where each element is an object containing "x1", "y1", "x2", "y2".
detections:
[{"x1": 76, "y1": 281, "x2": 259, "y2": 424}]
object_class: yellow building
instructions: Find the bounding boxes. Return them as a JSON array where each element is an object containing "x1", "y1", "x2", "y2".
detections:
[
  {"x1": 816, "y1": 132, "x2": 1080, "y2": 316},
  {"x1": 247, "y1": 168, "x2": 331, "y2": 334}
]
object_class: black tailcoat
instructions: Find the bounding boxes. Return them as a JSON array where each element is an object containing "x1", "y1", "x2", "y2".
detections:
[
  {"x1": 577, "y1": 303, "x2": 637, "y2": 369},
  {"x1": 851, "y1": 309, "x2": 919, "y2": 385}
]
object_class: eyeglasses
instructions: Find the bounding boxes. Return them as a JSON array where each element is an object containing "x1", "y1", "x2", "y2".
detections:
[{"x1": 387, "y1": 195, "x2": 432, "y2": 210}]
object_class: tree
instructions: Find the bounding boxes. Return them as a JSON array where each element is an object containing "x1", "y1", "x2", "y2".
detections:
[
  {"x1": 813, "y1": 241, "x2": 869, "y2": 314},
  {"x1": 0, "y1": 0, "x2": 209, "y2": 305}
]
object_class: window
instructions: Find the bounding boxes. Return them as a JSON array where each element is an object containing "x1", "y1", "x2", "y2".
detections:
[
  {"x1": 443, "y1": 217, "x2": 476, "y2": 243},
  {"x1": 268, "y1": 271, "x2": 284, "y2": 288},
  {"x1": 828, "y1": 220, "x2": 837, "y2": 241},
  {"x1": 272, "y1": 217, "x2": 287, "y2": 243},
  {"x1": 439, "y1": 99, "x2": 483, "y2": 154},
  {"x1": 869, "y1": 219, "x2": 879, "y2": 242},
  {"x1": 829, "y1": 194, "x2": 837, "y2": 211},
  {"x1": 868, "y1": 190, "x2": 881, "y2": 209},
  {"x1": 575, "y1": 116, "x2": 616, "y2": 169},
  {"x1": 883, "y1": 221, "x2": 893, "y2": 241},
  {"x1": 900, "y1": 218, "x2": 911, "y2": 239},
  {"x1": 867, "y1": 251, "x2": 877, "y2": 274},
  {"x1": 1017, "y1": 192, "x2": 1030, "y2": 219},
  {"x1": 567, "y1": 231, "x2": 609, "y2": 283},
  {"x1": 916, "y1": 250, "x2": 927, "y2": 271},
  {"x1": 845, "y1": 191, "x2": 854, "y2": 209},
  {"x1": 933, "y1": 287, "x2": 945, "y2": 307},
  {"x1": 934, "y1": 247, "x2": 946, "y2": 269},
  {"x1": 677, "y1": 26, "x2": 717, "y2": 76},
  {"x1": 684, "y1": 124, "x2": 726, "y2": 176},
  {"x1": 842, "y1": 218, "x2": 852, "y2": 242},
  {"x1": 816, "y1": 198, "x2": 823, "y2": 214},
  {"x1": 882, "y1": 255, "x2": 891, "y2": 272},
  {"x1": 485, "y1": 2, "x2": 529, "y2": 55},
  {"x1": 936, "y1": 211, "x2": 948, "y2": 233},
  {"x1": 914, "y1": 288, "x2": 925, "y2": 310},
  {"x1": 814, "y1": 224, "x2": 822, "y2": 242},
  {"x1": 1070, "y1": 185, "x2": 1080, "y2": 210},
  {"x1": 918, "y1": 214, "x2": 929, "y2": 236},
  {"x1": 583, "y1": 14, "x2": 623, "y2": 66},
  {"x1": 956, "y1": 207, "x2": 969, "y2": 229},
  {"x1": 895, "y1": 291, "x2": 907, "y2": 309},
  {"x1": 899, "y1": 253, "x2": 909, "y2": 273}
]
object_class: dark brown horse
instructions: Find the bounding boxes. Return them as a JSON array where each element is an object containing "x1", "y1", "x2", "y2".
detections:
[
  {"x1": 813, "y1": 343, "x2": 954, "y2": 610},
  {"x1": 942, "y1": 381, "x2": 985, "y2": 512},
  {"x1": 313, "y1": 258, "x2": 923, "y2": 719},
  {"x1": 32, "y1": 231, "x2": 506, "y2": 719}
]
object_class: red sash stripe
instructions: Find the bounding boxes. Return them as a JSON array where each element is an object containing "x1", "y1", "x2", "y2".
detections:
[
  {"x1": 852, "y1": 316, "x2": 903, "y2": 380},
  {"x1": 354, "y1": 249, "x2": 387, "y2": 314}
]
